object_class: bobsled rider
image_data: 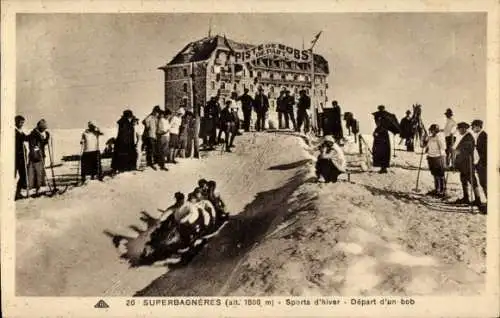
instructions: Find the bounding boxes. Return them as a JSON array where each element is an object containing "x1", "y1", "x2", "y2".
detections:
[{"x1": 207, "y1": 180, "x2": 229, "y2": 222}]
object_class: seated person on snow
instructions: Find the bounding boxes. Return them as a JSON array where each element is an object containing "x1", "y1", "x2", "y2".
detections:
[
  {"x1": 316, "y1": 135, "x2": 346, "y2": 183},
  {"x1": 207, "y1": 180, "x2": 229, "y2": 222}
]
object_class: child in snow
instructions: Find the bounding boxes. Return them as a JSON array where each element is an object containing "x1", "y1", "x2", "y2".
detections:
[
  {"x1": 423, "y1": 124, "x2": 447, "y2": 198},
  {"x1": 316, "y1": 135, "x2": 346, "y2": 183}
]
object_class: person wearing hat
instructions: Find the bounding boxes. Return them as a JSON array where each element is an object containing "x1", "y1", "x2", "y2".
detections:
[
  {"x1": 443, "y1": 108, "x2": 457, "y2": 167},
  {"x1": 276, "y1": 88, "x2": 287, "y2": 129},
  {"x1": 372, "y1": 115, "x2": 391, "y2": 173},
  {"x1": 296, "y1": 90, "x2": 311, "y2": 133},
  {"x1": 80, "y1": 120, "x2": 104, "y2": 182},
  {"x1": 167, "y1": 107, "x2": 184, "y2": 163},
  {"x1": 315, "y1": 135, "x2": 346, "y2": 183},
  {"x1": 155, "y1": 109, "x2": 170, "y2": 171},
  {"x1": 471, "y1": 119, "x2": 487, "y2": 202},
  {"x1": 141, "y1": 105, "x2": 162, "y2": 170},
  {"x1": 203, "y1": 96, "x2": 221, "y2": 150},
  {"x1": 112, "y1": 110, "x2": 138, "y2": 173},
  {"x1": 219, "y1": 100, "x2": 238, "y2": 152},
  {"x1": 284, "y1": 89, "x2": 297, "y2": 130},
  {"x1": 330, "y1": 100, "x2": 343, "y2": 141},
  {"x1": 422, "y1": 124, "x2": 447, "y2": 198},
  {"x1": 27, "y1": 119, "x2": 50, "y2": 196},
  {"x1": 253, "y1": 86, "x2": 269, "y2": 132},
  {"x1": 399, "y1": 110, "x2": 414, "y2": 151},
  {"x1": 237, "y1": 88, "x2": 254, "y2": 132},
  {"x1": 452, "y1": 122, "x2": 480, "y2": 205},
  {"x1": 15, "y1": 115, "x2": 29, "y2": 200}
]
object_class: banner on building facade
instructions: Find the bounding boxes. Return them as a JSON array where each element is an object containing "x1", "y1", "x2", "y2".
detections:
[{"x1": 234, "y1": 43, "x2": 312, "y2": 63}]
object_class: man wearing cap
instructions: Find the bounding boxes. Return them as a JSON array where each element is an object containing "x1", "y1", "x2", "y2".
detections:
[
  {"x1": 471, "y1": 119, "x2": 487, "y2": 201},
  {"x1": 80, "y1": 121, "x2": 104, "y2": 182},
  {"x1": 142, "y1": 105, "x2": 162, "y2": 170},
  {"x1": 237, "y1": 88, "x2": 254, "y2": 132},
  {"x1": 399, "y1": 110, "x2": 414, "y2": 152},
  {"x1": 253, "y1": 86, "x2": 269, "y2": 132},
  {"x1": 15, "y1": 115, "x2": 29, "y2": 200},
  {"x1": 219, "y1": 100, "x2": 238, "y2": 152},
  {"x1": 443, "y1": 108, "x2": 457, "y2": 168},
  {"x1": 315, "y1": 135, "x2": 346, "y2": 183},
  {"x1": 453, "y1": 122, "x2": 480, "y2": 205},
  {"x1": 331, "y1": 100, "x2": 343, "y2": 141},
  {"x1": 203, "y1": 96, "x2": 220, "y2": 150}
]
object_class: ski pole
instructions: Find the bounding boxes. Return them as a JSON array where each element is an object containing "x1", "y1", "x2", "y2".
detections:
[
  {"x1": 393, "y1": 134, "x2": 397, "y2": 158},
  {"x1": 415, "y1": 150, "x2": 425, "y2": 192},
  {"x1": 469, "y1": 155, "x2": 475, "y2": 213},
  {"x1": 47, "y1": 137, "x2": 58, "y2": 193},
  {"x1": 23, "y1": 143, "x2": 31, "y2": 198}
]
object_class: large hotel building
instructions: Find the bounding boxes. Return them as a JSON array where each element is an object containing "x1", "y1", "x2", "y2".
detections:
[{"x1": 159, "y1": 35, "x2": 330, "y2": 113}]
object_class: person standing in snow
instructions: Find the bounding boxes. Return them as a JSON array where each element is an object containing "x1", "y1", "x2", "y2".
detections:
[
  {"x1": 344, "y1": 112, "x2": 360, "y2": 143},
  {"x1": 296, "y1": 90, "x2": 311, "y2": 133},
  {"x1": 168, "y1": 107, "x2": 184, "y2": 164},
  {"x1": 27, "y1": 119, "x2": 50, "y2": 196},
  {"x1": 15, "y1": 115, "x2": 29, "y2": 200},
  {"x1": 331, "y1": 100, "x2": 344, "y2": 142},
  {"x1": 422, "y1": 124, "x2": 447, "y2": 198},
  {"x1": 219, "y1": 100, "x2": 238, "y2": 152},
  {"x1": 142, "y1": 105, "x2": 162, "y2": 170},
  {"x1": 471, "y1": 119, "x2": 487, "y2": 201},
  {"x1": 132, "y1": 117, "x2": 142, "y2": 170},
  {"x1": 202, "y1": 96, "x2": 220, "y2": 149},
  {"x1": 80, "y1": 121, "x2": 104, "y2": 182},
  {"x1": 253, "y1": 86, "x2": 269, "y2": 132},
  {"x1": 276, "y1": 88, "x2": 287, "y2": 129},
  {"x1": 238, "y1": 88, "x2": 254, "y2": 132},
  {"x1": 443, "y1": 108, "x2": 457, "y2": 168},
  {"x1": 372, "y1": 115, "x2": 391, "y2": 174},
  {"x1": 452, "y1": 122, "x2": 481, "y2": 206},
  {"x1": 155, "y1": 110, "x2": 170, "y2": 171},
  {"x1": 399, "y1": 110, "x2": 414, "y2": 152},
  {"x1": 315, "y1": 135, "x2": 346, "y2": 183},
  {"x1": 284, "y1": 90, "x2": 297, "y2": 130},
  {"x1": 112, "y1": 110, "x2": 137, "y2": 173}
]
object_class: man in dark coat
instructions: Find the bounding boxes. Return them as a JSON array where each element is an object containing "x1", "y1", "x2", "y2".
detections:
[
  {"x1": 372, "y1": 116, "x2": 391, "y2": 173},
  {"x1": 112, "y1": 110, "x2": 137, "y2": 173},
  {"x1": 399, "y1": 110, "x2": 414, "y2": 152},
  {"x1": 453, "y1": 122, "x2": 480, "y2": 205},
  {"x1": 331, "y1": 100, "x2": 344, "y2": 141},
  {"x1": 296, "y1": 90, "x2": 311, "y2": 133},
  {"x1": 253, "y1": 86, "x2": 269, "y2": 132},
  {"x1": 284, "y1": 90, "x2": 297, "y2": 130},
  {"x1": 237, "y1": 88, "x2": 254, "y2": 132},
  {"x1": 15, "y1": 115, "x2": 28, "y2": 200},
  {"x1": 276, "y1": 88, "x2": 287, "y2": 129},
  {"x1": 203, "y1": 96, "x2": 220, "y2": 149},
  {"x1": 471, "y1": 120, "x2": 487, "y2": 200}
]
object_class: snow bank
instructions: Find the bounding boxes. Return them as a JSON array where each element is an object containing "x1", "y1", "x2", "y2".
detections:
[{"x1": 222, "y1": 136, "x2": 486, "y2": 296}]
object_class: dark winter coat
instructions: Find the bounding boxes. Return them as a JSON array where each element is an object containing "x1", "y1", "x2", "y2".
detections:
[
  {"x1": 237, "y1": 94, "x2": 254, "y2": 113},
  {"x1": 372, "y1": 126, "x2": 391, "y2": 168},
  {"x1": 28, "y1": 128, "x2": 50, "y2": 163},
  {"x1": 112, "y1": 116, "x2": 136, "y2": 171},
  {"x1": 253, "y1": 93, "x2": 269, "y2": 114},
  {"x1": 400, "y1": 117, "x2": 413, "y2": 139},
  {"x1": 476, "y1": 131, "x2": 487, "y2": 168},
  {"x1": 297, "y1": 95, "x2": 311, "y2": 112},
  {"x1": 276, "y1": 94, "x2": 287, "y2": 112},
  {"x1": 15, "y1": 129, "x2": 28, "y2": 172},
  {"x1": 453, "y1": 132, "x2": 475, "y2": 173}
]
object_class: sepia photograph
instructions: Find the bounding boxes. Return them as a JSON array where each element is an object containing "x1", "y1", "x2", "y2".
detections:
[{"x1": 2, "y1": 1, "x2": 499, "y2": 317}]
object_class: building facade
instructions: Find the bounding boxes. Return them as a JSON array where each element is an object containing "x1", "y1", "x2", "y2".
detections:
[{"x1": 159, "y1": 35, "x2": 330, "y2": 114}]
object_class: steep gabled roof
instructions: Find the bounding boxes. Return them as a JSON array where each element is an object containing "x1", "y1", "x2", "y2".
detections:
[{"x1": 163, "y1": 35, "x2": 329, "y2": 74}]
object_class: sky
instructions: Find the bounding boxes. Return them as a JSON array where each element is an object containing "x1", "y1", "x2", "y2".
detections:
[{"x1": 17, "y1": 13, "x2": 486, "y2": 132}]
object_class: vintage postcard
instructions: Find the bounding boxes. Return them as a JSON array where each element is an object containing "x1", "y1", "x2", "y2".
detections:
[{"x1": 1, "y1": 0, "x2": 499, "y2": 317}]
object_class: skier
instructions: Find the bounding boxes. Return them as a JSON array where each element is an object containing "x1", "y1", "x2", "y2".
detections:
[
  {"x1": 80, "y1": 121, "x2": 104, "y2": 182},
  {"x1": 15, "y1": 115, "x2": 29, "y2": 200},
  {"x1": 422, "y1": 124, "x2": 446, "y2": 198},
  {"x1": 315, "y1": 135, "x2": 346, "y2": 183},
  {"x1": 452, "y1": 122, "x2": 481, "y2": 206}
]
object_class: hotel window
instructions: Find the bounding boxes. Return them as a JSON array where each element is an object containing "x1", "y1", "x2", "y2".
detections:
[
  {"x1": 250, "y1": 84, "x2": 254, "y2": 91},
  {"x1": 233, "y1": 83, "x2": 237, "y2": 90},
  {"x1": 211, "y1": 82, "x2": 215, "y2": 90},
  {"x1": 320, "y1": 90, "x2": 323, "y2": 96},
  {"x1": 221, "y1": 82, "x2": 226, "y2": 89},
  {"x1": 270, "y1": 86, "x2": 275, "y2": 93},
  {"x1": 257, "y1": 71, "x2": 262, "y2": 78},
  {"x1": 270, "y1": 73, "x2": 274, "y2": 80},
  {"x1": 325, "y1": 83, "x2": 329, "y2": 89},
  {"x1": 281, "y1": 74, "x2": 286, "y2": 80},
  {"x1": 211, "y1": 66, "x2": 215, "y2": 74},
  {"x1": 294, "y1": 87, "x2": 298, "y2": 94},
  {"x1": 293, "y1": 75, "x2": 298, "y2": 81},
  {"x1": 183, "y1": 83, "x2": 188, "y2": 93},
  {"x1": 249, "y1": 70, "x2": 254, "y2": 77},
  {"x1": 306, "y1": 89, "x2": 310, "y2": 95},
  {"x1": 183, "y1": 69, "x2": 188, "y2": 77},
  {"x1": 305, "y1": 76, "x2": 309, "y2": 82}
]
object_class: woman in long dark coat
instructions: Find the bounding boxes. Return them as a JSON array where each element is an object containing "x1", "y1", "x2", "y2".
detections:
[
  {"x1": 112, "y1": 110, "x2": 137, "y2": 173},
  {"x1": 372, "y1": 117, "x2": 391, "y2": 174},
  {"x1": 28, "y1": 119, "x2": 50, "y2": 196}
]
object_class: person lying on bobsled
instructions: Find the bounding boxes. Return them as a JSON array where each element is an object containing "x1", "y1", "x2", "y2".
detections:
[{"x1": 207, "y1": 180, "x2": 229, "y2": 222}]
